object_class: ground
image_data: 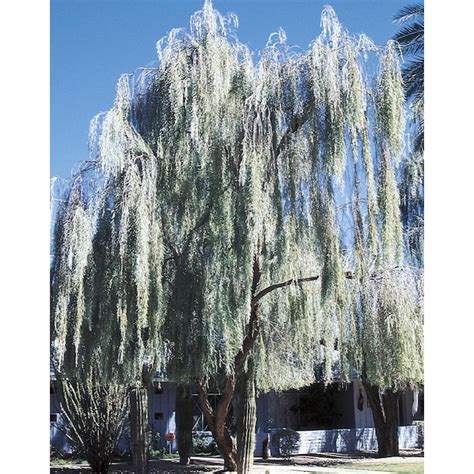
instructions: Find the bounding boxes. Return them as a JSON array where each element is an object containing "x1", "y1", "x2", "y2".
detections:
[{"x1": 50, "y1": 449, "x2": 423, "y2": 473}]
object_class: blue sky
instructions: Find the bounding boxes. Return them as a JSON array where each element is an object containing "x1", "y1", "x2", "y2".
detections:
[{"x1": 51, "y1": 0, "x2": 408, "y2": 179}]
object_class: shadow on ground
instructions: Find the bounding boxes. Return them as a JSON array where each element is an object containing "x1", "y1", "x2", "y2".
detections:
[{"x1": 50, "y1": 449, "x2": 424, "y2": 473}]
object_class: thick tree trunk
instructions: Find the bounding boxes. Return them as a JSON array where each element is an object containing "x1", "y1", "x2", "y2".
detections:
[
  {"x1": 362, "y1": 380, "x2": 400, "y2": 457},
  {"x1": 196, "y1": 378, "x2": 237, "y2": 472},
  {"x1": 130, "y1": 385, "x2": 149, "y2": 474},
  {"x1": 176, "y1": 383, "x2": 194, "y2": 465},
  {"x1": 236, "y1": 358, "x2": 257, "y2": 474}
]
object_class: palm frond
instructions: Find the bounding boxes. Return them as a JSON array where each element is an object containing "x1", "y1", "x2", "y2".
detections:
[
  {"x1": 393, "y1": 4, "x2": 424, "y2": 23},
  {"x1": 393, "y1": 21, "x2": 424, "y2": 55},
  {"x1": 403, "y1": 57, "x2": 424, "y2": 99},
  {"x1": 393, "y1": 4, "x2": 424, "y2": 157}
]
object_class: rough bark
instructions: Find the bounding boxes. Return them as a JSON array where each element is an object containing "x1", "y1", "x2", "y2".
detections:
[
  {"x1": 176, "y1": 383, "x2": 194, "y2": 465},
  {"x1": 362, "y1": 380, "x2": 400, "y2": 457},
  {"x1": 236, "y1": 358, "x2": 257, "y2": 474},
  {"x1": 261, "y1": 435, "x2": 270, "y2": 460},
  {"x1": 130, "y1": 385, "x2": 149, "y2": 474},
  {"x1": 196, "y1": 378, "x2": 237, "y2": 471}
]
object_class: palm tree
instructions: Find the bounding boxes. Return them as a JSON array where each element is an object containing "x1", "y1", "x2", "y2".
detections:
[{"x1": 393, "y1": 4, "x2": 424, "y2": 154}]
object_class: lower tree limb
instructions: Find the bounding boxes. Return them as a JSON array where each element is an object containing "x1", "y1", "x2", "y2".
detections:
[
  {"x1": 176, "y1": 383, "x2": 194, "y2": 465},
  {"x1": 130, "y1": 384, "x2": 149, "y2": 474},
  {"x1": 196, "y1": 378, "x2": 237, "y2": 471},
  {"x1": 362, "y1": 380, "x2": 400, "y2": 457},
  {"x1": 215, "y1": 412, "x2": 238, "y2": 472},
  {"x1": 236, "y1": 357, "x2": 257, "y2": 474}
]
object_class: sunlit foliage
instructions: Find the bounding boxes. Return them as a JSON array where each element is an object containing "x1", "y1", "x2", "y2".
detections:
[{"x1": 51, "y1": 1, "x2": 423, "y2": 393}]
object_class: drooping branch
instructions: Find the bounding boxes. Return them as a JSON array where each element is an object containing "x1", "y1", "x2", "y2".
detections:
[
  {"x1": 237, "y1": 266, "x2": 354, "y2": 372},
  {"x1": 237, "y1": 273, "x2": 321, "y2": 377},
  {"x1": 252, "y1": 275, "x2": 321, "y2": 308},
  {"x1": 251, "y1": 266, "x2": 399, "y2": 309}
]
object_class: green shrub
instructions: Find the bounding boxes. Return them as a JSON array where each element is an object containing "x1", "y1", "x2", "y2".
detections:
[
  {"x1": 149, "y1": 448, "x2": 179, "y2": 459},
  {"x1": 192, "y1": 432, "x2": 219, "y2": 455},
  {"x1": 272, "y1": 428, "x2": 301, "y2": 459},
  {"x1": 149, "y1": 432, "x2": 161, "y2": 452}
]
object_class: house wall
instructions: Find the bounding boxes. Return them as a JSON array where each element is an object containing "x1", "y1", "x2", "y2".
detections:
[
  {"x1": 262, "y1": 391, "x2": 299, "y2": 430},
  {"x1": 51, "y1": 379, "x2": 423, "y2": 455},
  {"x1": 269, "y1": 425, "x2": 423, "y2": 455},
  {"x1": 50, "y1": 386, "x2": 73, "y2": 453},
  {"x1": 148, "y1": 382, "x2": 177, "y2": 451}
]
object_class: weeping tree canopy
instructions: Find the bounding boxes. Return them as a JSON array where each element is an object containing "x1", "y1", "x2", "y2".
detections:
[{"x1": 51, "y1": 1, "x2": 423, "y2": 393}]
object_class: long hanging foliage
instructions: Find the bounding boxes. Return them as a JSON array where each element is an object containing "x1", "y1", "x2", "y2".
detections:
[{"x1": 51, "y1": 1, "x2": 423, "y2": 393}]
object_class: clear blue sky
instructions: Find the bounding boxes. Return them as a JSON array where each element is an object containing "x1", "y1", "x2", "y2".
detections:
[{"x1": 51, "y1": 0, "x2": 408, "y2": 179}]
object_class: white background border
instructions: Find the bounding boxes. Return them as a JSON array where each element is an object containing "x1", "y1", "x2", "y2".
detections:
[{"x1": 1, "y1": 0, "x2": 473, "y2": 472}]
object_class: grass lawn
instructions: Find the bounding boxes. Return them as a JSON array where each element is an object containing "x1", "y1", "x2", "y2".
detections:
[
  {"x1": 341, "y1": 462, "x2": 423, "y2": 473},
  {"x1": 50, "y1": 458, "x2": 87, "y2": 465}
]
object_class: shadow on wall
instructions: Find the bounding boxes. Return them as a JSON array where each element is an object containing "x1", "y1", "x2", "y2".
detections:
[{"x1": 269, "y1": 425, "x2": 422, "y2": 455}]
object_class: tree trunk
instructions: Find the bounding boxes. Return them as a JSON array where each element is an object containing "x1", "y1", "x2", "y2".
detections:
[
  {"x1": 236, "y1": 358, "x2": 257, "y2": 474},
  {"x1": 192, "y1": 255, "x2": 262, "y2": 472},
  {"x1": 215, "y1": 412, "x2": 238, "y2": 472},
  {"x1": 261, "y1": 435, "x2": 270, "y2": 460},
  {"x1": 362, "y1": 380, "x2": 400, "y2": 457},
  {"x1": 87, "y1": 456, "x2": 110, "y2": 474},
  {"x1": 176, "y1": 383, "x2": 194, "y2": 465},
  {"x1": 130, "y1": 385, "x2": 149, "y2": 474},
  {"x1": 196, "y1": 378, "x2": 237, "y2": 472}
]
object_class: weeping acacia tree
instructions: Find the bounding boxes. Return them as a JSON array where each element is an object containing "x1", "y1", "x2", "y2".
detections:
[{"x1": 51, "y1": 1, "x2": 423, "y2": 471}]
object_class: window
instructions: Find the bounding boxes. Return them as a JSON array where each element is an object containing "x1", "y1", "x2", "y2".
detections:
[{"x1": 154, "y1": 412, "x2": 164, "y2": 420}]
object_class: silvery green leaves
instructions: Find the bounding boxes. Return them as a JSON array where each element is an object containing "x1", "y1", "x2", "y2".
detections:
[{"x1": 51, "y1": 1, "x2": 421, "y2": 392}]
